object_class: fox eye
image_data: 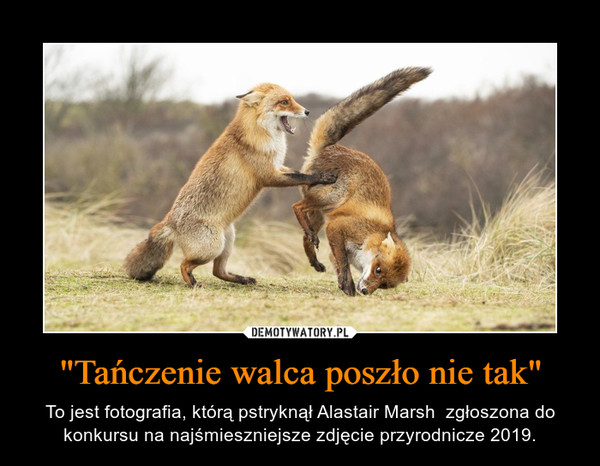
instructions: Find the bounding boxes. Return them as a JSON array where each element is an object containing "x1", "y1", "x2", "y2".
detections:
[
  {"x1": 375, "y1": 266, "x2": 382, "y2": 276},
  {"x1": 280, "y1": 99, "x2": 289, "y2": 105}
]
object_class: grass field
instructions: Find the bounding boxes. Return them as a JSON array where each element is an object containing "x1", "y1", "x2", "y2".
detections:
[{"x1": 43, "y1": 173, "x2": 555, "y2": 333}]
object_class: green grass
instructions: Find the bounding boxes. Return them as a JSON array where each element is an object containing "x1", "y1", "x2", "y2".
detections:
[
  {"x1": 44, "y1": 173, "x2": 555, "y2": 333},
  {"x1": 44, "y1": 267, "x2": 554, "y2": 332}
]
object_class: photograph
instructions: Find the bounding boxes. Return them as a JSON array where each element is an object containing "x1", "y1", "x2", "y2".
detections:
[{"x1": 44, "y1": 43, "x2": 556, "y2": 333}]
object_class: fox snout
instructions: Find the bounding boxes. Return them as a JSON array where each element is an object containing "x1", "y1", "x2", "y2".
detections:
[
  {"x1": 357, "y1": 281, "x2": 376, "y2": 295},
  {"x1": 357, "y1": 277, "x2": 394, "y2": 295},
  {"x1": 356, "y1": 276, "x2": 377, "y2": 295}
]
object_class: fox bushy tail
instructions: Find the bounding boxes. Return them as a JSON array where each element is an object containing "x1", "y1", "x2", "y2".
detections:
[
  {"x1": 308, "y1": 67, "x2": 432, "y2": 155},
  {"x1": 124, "y1": 220, "x2": 175, "y2": 281}
]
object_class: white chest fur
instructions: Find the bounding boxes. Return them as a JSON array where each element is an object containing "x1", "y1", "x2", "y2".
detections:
[
  {"x1": 347, "y1": 242, "x2": 374, "y2": 273},
  {"x1": 268, "y1": 132, "x2": 287, "y2": 169},
  {"x1": 258, "y1": 115, "x2": 288, "y2": 169}
]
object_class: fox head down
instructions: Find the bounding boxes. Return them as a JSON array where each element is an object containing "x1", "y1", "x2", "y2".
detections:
[
  {"x1": 356, "y1": 232, "x2": 411, "y2": 295},
  {"x1": 236, "y1": 83, "x2": 309, "y2": 135}
]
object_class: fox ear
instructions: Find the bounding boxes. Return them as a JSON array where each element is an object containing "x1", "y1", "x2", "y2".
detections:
[
  {"x1": 236, "y1": 90, "x2": 265, "y2": 107},
  {"x1": 382, "y1": 232, "x2": 395, "y2": 249}
]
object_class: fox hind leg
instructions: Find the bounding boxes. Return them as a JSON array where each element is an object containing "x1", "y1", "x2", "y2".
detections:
[
  {"x1": 293, "y1": 199, "x2": 328, "y2": 272},
  {"x1": 178, "y1": 223, "x2": 226, "y2": 288},
  {"x1": 181, "y1": 258, "x2": 206, "y2": 287},
  {"x1": 293, "y1": 198, "x2": 322, "y2": 247},
  {"x1": 212, "y1": 224, "x2": 256, "y2": 285},
  {"x1": 293, "y1": 175, "x2": 347, "y2": 246},
  {"x1": 302, "y1": 210, "x2": 326, "y2": 272}
]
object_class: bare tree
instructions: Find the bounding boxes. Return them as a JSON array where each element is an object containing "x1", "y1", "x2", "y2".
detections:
[
  {"x1": 88, "y1": 46, "x2": 173, "y2": 131},
  {"x1": 97, "y1": 46, "x2": 172, "y2": 106}
]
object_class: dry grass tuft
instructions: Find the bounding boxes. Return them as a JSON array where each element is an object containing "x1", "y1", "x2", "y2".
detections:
[
  {"x1": 233, "y1": 221, "x2": 309, "y2": 275},
  {"x1": 44, "y1": 194, "x2": 139, "y2": 269},
  {"x1": 408, "y1": 170, "x2": 555, "y2": 287}
]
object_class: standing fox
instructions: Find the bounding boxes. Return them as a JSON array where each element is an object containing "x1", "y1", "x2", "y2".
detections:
[
  {"x1": 124, "y1": 82, "x2": 336, "y2": 287},
  {"x1": 293, "y1": 67, "x2": 432, "y2": 296}
]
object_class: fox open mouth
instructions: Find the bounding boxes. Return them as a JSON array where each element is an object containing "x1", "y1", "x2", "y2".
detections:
[{"x1": 280, "y1": 116, "x2": 295, "y2": 134}]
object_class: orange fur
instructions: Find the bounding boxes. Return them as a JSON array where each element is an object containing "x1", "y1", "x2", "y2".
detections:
[
  {"x1": 293, "y1": 67, "x2": 431, "y2": 296},
  {"x1": 124, "y1": 82, "x2": 336, "y2": 287}
]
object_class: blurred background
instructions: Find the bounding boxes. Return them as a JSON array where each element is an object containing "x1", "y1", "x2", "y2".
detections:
[{"x1": 43, "y1": 43, "x2": 556, "y2": 238}]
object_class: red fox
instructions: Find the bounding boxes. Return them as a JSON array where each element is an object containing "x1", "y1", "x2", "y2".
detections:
[
  {"x1": 124, "y1": 82, "x2": 336, "y2": 287},
  {"x1": 292, "y1": 67, "x2": 432, "y2": 296}
]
